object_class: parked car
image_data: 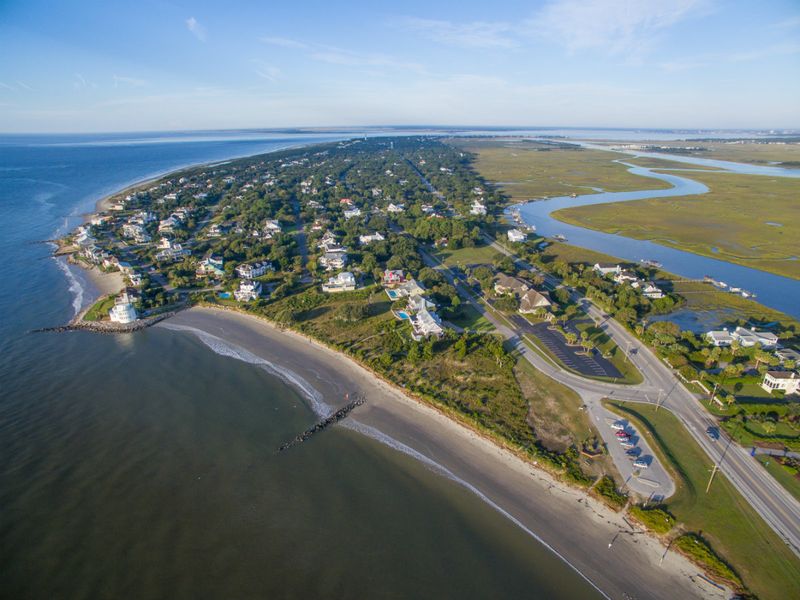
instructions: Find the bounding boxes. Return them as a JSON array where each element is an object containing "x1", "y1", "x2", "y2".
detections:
[
  {"x1": 620, "y1": 440, "x2": 635, "y2": 449},
  {"x1": 615, "y1": 431, "x2": 630, "y2": 438},
  {"x1": 610, "y1": 421, "x2": 625, "y2": 431},
  {"x1": 633, "y1": 458, "x2": 650, "y2": 469}
]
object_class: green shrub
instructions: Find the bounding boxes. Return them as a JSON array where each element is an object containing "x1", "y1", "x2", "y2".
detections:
[
  {"x1": 674, "y1": 533, "x2": 742, "y2": 588},
  {"x1": 628, "y1": 505, "x2": 675, "y2": 534},
  {"x1": 593, "y1": 475, "x2": 628, "y2": 509}
]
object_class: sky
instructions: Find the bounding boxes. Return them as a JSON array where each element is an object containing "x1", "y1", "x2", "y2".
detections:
[{"x1": 1, "y1": 0, "x2": 799, "y2": 132}]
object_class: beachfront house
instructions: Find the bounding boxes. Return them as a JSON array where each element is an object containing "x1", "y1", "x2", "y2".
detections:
[
  {"x1": 321, "y1": 271, "x2": 357, "y2": 293},
  {"x1": 236, "y1": 261, "x2": 273, "y2": 279},
  {"x1": 234, "y1": 280, "x2": 262, "y2": 302},
  {"x1": 519, "y1": 289, "x2": 552, "y2": 313},
  {"x1": 109, "y1": 291, "x2": 138, "y2": 324},
  {"x1": 594, "y1": 263, "x2": 622, "y2": 277},
  {"x1": 507, "y1": 228, "x2": 526, "y2": 243},
  {"x1": 761, "y1": 371, "x2": 800, "y2": 396},
  {"x1": 410, "y1": 306, "x2": 444, "y2": 340},
  {"x1": 613, "y1": 270, "x2": 640, "y2": 286}
]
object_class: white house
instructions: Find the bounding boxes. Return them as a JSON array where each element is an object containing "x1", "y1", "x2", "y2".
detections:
[
  {"x1": 359, "y1": 232, "x2": 385, "y2": 245},
  {"x1": 507, "y1": 228, "x2": 526, "y2": 243},
  {"x1": 264, "y1": 219, "x2": 282, "y2": 234},
  {"x1": 470, "y1": 201, "x2": 487, "y2": 216},
  {"x1": 613, "y1": 270, "x2": 640, "y2": 286},
  {"x1": 761, "y1": 371, "x2": 800, "y2": 395},
  {"x1": 234, "y1": 280, "x2": 262, "y2": 302},
  {"x1": 641, "y1": 282, "x2": 665, "y2": 299},
  {"x1": 410, "y1": 306, "x2": 444, "y2": 340},
  {"x1": 322, "y1": 271, "x2": 357, "y2": 293},
  {"x1": 387, "y1": 203, "x2": 405, "y2": 214},
  {"x1": 319, "y1": 252, "x2": 348, "y2": 271},
  {"x1": 594, "y1": 263, "x2": 622, "y2": 276},
  {"x1": 343, "y1": 207, "x2": 362, "y2": 219},
  {"x1": 732, "y1": 326, "x2": 779, "y2": 349},
  {"x1": 706, "y1": 329, "x2": 735, "y2": 347},
  {"x1": 109, "y1": 292, "x2": 138, "y2": 324},
  {"x1": 236, "y1": 261, "x2": 273, "y2": 279}
]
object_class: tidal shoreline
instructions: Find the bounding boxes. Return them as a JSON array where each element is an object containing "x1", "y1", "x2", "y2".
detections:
[{"x1": 161, "y1": 306, "x2": 731, "y2": 600}]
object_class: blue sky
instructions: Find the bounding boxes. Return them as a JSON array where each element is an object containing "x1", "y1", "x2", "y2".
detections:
[{"x1": 1, "y1": 0, "x2": 799, "y2": 132}]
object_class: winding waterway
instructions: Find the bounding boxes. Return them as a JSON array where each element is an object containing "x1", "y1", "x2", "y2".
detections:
[{"x1": 514, "y1": 157, "x2": 800, "y2": 320}]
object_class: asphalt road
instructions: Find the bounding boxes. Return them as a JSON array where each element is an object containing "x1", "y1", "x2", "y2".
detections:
[{"x1": 483, "y1": 236, "x2": 800, "y2": 557}]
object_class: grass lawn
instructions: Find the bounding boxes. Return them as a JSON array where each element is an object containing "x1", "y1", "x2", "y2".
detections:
[
  {"x1": 756, "y1": 454, "x2": 800, "y2": 502},
  {"x1": 447, "y1": 303, "x2": 495, "y2": 333},
  {"x1": 605, "y1": 400, "x2": 800, "y2": 600},
  {"x1": 451, "y1": 139, "x2": 671, "y2": 201},
  {"x1": 553, "y1": 170, "x2": 800, "y2": 279},
  {"x1": 433, "y1": 243, "x2": 502, "y2": 267},
  {"x1": 539, "y1": 242, "x2": 630, "y2": 268},
  {"x1": 83, "y1": 296, "x2": 115, "y2": 321}
]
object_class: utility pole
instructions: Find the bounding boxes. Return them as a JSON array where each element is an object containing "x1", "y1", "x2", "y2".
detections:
[
  {"x1": 655, "y1": 388, "x2": 664, "y2": 412},
  {"x1": 706, "y1": 464, "x2": 719, "y2": 494}
]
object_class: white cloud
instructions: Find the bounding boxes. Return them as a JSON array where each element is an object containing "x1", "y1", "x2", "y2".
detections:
[
  {"x1": 252, "y1": 61, "x2": 282, "y2": 82},
  {"x1": 113, "y1": 75, "x2": 147, "y2": 88},
  {"x1": 260, "y1": 36, "x2": 308, "y2": 49},
  {"x1": 530, "y1": 0, "x2": 712, "y2": 55},
  {"x1": 186, "y1": 16, "x2": 207, "y2": 42},
  {"x1": 0, "y1": 82, "x2": 16, "y2": 91},
  {"x1": 400, "y1": 18, "x2": 517, "y2": 48},
  {"x1": 659, "y1": 41, "x2": 800, "y2": 71}
]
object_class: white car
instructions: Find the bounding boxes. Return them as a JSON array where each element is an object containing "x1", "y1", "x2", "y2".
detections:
[
  {"x1": 620, "y1": 440, "x2": 635, "y2": 449},
  {"x1": 610, "y1": 421, "x2": 625, "y2": 431},
  {"x1": 633, "y1": 459, "x2": 649, "y2": 469}
]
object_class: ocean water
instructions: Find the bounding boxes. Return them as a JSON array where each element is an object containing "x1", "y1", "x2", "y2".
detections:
[{"x1": 0, "y1": 131, "x2": 602, "y2": 599}]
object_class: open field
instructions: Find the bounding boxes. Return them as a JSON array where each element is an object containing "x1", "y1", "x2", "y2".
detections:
[
  {"x1": 433, "y1": 243, "x2": 502, "y2": 267},
  {"x1": 605, "y1": 400, "x2": 800, "y2": 600},
  {"x1": 448, "y1": 303, "x2": 495, "y2": 333},
  {"x1": 626, "y1": 156, "x2": 720, "y2": 170},
  {"x1": 553, "y1": 170, "x2": 800, "y2": 279},
  {"x1": 450, "y1": 139, "x2": 671, "y2": 201}
]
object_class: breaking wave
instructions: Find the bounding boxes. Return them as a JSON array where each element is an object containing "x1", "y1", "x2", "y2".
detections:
[
  {"x1": 159, "y1": 323, "x2": 332, "y2": 418},
  {"x1": 53, "y1": 256, "x2": 84, "y2": 316}
]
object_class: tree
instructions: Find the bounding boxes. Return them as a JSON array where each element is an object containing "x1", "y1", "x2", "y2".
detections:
[{"x1": 565, "y1": 332, "x2": 578, "y2": 345}]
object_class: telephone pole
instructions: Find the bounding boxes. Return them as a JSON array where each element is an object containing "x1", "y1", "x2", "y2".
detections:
[{"x1": 706, "y1": 464, "x2": 719, "y2": 494}]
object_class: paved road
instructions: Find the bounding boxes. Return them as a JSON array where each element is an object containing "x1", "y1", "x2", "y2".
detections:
[{"x1": 484, "y1": 235, "x2": 800, "y2": 557}]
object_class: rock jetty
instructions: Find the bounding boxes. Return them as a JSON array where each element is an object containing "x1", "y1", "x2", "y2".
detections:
[{"x1": 279, "y1": 396, "x2": 366, "y2": 452}]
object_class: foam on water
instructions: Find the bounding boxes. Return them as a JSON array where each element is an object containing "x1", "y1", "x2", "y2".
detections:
[
  {"x1": 53, "y1": 256, "x2": 84, "y2": 316},
  {"x1": 160, "y1": 323, "x2": 332, "y2": 418}
]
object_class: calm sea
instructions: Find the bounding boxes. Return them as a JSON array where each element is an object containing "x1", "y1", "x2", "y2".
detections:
[{"x1": 0, "y1": 131, "x2": 602, "y2": 599}]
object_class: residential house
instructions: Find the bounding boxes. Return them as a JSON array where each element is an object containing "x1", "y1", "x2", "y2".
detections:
[
  {"x1": 519, "y1": 289, "x2": 552, "y2": 313},
  {"x1": 705, "y1": 329, "x2": 735, "y2": 347},
  {"x1": 109, "y1": 291, "x2": 138, "y2": 324},
  {"x1": 155, "y1": 246, "x2": 189, "y2": 263},
  {"x1": 410, "y1": 306, "x2": 444, "y2": 340},
  {"x1": 507, "y1": 228, "x2": 526, "y2": 243},
  {"x1": 319, "y1": 252, "x2": 348, "y2": 271},
  {"x1": 593, "y1": 263, "x2": 622, "y2": 276},
  {"x1": 359, "y1": 232, "x2": 385, "y2": 245},
  {"x1": 613, "y1": 270, "x2": 641, "y2": 286},
  {"x1": 343, "y1": 207, "x2": 362, "y2": 219},
  {"x1": 264, "y1": 219, "x2": 282, "y2": 234},
  {"x1": 196, "y1": 255, "x2": 225, "y2": 278},
  {"x1": 382, "y1": 270, "x2": 405, "y2": 286},
  {"x1": 234, "y1": 280, "x2": 262, "y2": 302},
  {"x1": 236, "y1": 261, "x2": 273, "y2": 279},
  {"x1": 761, "y1": 371, "x2": 799, "y2": 396},
  {"x1": 494, "y1": 273, "x2": 530, "y2": 296},
  {"x1": 732, "y1": 326, "x2": 779, "y2": 349},
  {"x1": 470, "y1": 200, "x2": 487, "y2": 216},
  {"x1": 322, "y1": 271, "x2": 357, "y2": 293},
  {"x1": 775, "y1": 348, "x2": 800, "y2": 363},
  {"x1": 386, "y1": 203, "x2": 405, "y2": 214},
  {"x1": 641, "y1": 282, "x2": 665, "y2": 299}
]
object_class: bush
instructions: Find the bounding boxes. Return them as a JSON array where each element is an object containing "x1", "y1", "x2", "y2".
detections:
[
  {"x1": 674, "y1": 534, "x2": 742, "y2": 588},
  {"x1": 628, "y1": 505, "x2": 675, "y2": 534},
  {"x1": 593, "y1": 475, "x2": 628, "y2": 509}
]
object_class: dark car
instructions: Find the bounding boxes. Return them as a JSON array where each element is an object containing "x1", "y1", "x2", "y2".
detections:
[{"x1": 706, "y1": 426, "x2": 720, "y2": 441}]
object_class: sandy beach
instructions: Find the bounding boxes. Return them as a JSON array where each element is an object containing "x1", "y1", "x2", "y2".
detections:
[{"x1": 161, "y1": 306, "x2": 732, "y2": 600}]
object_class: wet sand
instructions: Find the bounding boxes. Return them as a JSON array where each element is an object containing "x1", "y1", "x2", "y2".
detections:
[{"x1": 162, "y1": 306, "x2": 731, "y2": 600}]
